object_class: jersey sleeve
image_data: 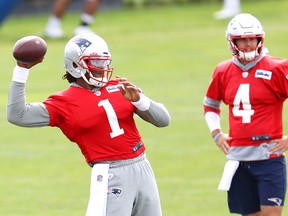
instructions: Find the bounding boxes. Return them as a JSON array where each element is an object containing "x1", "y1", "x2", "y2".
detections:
[
  {"x1": 203, "y1": 66, "x2": 223, "y2": 115},
  {"x1": 272, "y1": 58, "x2": 288, "y2": 100},
  {"x1": 43, "y1": 94, "x2": 70, "y2": 127}
]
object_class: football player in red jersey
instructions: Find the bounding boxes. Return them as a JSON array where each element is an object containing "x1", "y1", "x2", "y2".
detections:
[
  {"x1": 203, "y1": 13, "x2": 288, "y2": 216},
  {"x1": 7, "y1": 33, "x2": 170, "y2": 216}
]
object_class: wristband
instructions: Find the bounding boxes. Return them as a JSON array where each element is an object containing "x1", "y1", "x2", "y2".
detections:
[
  {"x1": 132, "y1": 93, "x2": 150, "y2": 111},
  {"x1": 12, "y1": 65, "x2": 29, "y2": 83},
  {"x1": 213, "y1": 132, "x2": 222, "y2": 142}
]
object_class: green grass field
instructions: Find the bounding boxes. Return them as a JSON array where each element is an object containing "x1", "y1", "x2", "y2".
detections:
[{"x1": 1, "y1": 1, "x2": 288, "y2": 215}]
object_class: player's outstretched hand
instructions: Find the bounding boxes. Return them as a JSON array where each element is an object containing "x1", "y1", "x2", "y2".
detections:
[
  {"x1": 116, "y1": 77, "x2": 140, "y2": 102},
  {"x1": 17, "y1": 58, "x2": 44, "y2": 69}
]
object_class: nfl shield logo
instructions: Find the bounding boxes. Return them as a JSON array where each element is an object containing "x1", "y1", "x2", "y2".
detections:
[{"x1": 97, "y1": 175, "x2": 103, "y2": 182}]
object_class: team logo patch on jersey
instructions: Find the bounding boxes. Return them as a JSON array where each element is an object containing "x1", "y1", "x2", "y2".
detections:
[
  {"x1": 255, "y1": 70, "x2": 272, "y2": 80},
  {"x1": 72, "y1": 38, "x2": 92, "y2": 53},
  {"x1": 268, "y1": 197, "x2": 282, "y2": 206},
  {"x1": 108, "y1": 188, "x2": 122, "y2": 198}
]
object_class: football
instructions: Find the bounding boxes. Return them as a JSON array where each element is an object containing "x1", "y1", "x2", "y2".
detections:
[{"x1": 13, "y1": 35, "x2": 47, "y2": 64}]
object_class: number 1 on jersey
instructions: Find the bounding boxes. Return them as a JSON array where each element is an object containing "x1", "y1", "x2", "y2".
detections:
[
  {"x1": 232, "y1": 84, "x2": 254, "y2": 123},
  {"x1": 98, "y1": 99, "x2": 124, "y2": 138}
]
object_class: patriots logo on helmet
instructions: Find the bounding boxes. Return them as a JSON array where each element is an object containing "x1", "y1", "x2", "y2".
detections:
[
  {"x1": 73, "y1": 38, "x2": 92, "y2": 53},
  {"x1": 108, "y1": 188, "x2": 122, "y2": 198}
]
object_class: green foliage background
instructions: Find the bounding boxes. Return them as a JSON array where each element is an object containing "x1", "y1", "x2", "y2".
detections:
[{"x1": 0, "y1": 0, "x2": 288, "y2": 215}]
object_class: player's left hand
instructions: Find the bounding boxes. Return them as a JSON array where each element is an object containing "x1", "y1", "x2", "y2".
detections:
[
  {"x1": 116, "y1": 77, "x2": 140, "y2": 102},
  {"x1": 269, "y1": 136, "x2": 288, "y2": 156}
]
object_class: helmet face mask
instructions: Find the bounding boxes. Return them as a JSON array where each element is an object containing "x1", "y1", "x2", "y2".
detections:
[
  {"x1": 79, "y1": 54, "x2": 113, "y2": 87},
  {"x1": 64, "y1": 33, "x2": 114, "y2": 87},
  {"x1": 226, "y1": 13, "x2": 265, "y2": 62}
]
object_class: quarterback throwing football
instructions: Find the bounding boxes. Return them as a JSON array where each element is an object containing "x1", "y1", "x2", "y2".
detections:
[
  {"x1": 203, "y1": 13, "x2": 288, "y2": 216},
  {"x1": 7, "y1": 33, "x2": 171, "y2": 216}
]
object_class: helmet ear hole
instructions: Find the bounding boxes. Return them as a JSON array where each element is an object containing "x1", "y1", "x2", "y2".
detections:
[{"x1": 73, "y1": 62, "x2": 78, "y2": 68}]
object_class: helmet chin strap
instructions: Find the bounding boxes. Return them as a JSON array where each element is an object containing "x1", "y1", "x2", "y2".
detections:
[
  {"x1": 80, "y1": 70, "x2": 108, "y2": 88},
  {"x1": 89, "y1": 77, "x2": 108, "y2": 87}
]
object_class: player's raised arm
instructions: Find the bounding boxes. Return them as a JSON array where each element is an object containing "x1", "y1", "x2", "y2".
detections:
[{"x1": 7, "y1": 36, "x2": 50, "y2": 127}]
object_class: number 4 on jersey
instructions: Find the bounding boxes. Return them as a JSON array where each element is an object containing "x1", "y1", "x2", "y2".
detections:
[{"x1": 232, "y1": 84, "x2": 255, "y2": 123}]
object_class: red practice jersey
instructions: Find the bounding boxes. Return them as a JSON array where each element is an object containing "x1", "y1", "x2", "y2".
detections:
[
  {"x1": 43, "y1": 80, "x2": 145, "y2": 163},
  {"x1": 204, "y1": 55, "x2": 288, "y2": 147}
]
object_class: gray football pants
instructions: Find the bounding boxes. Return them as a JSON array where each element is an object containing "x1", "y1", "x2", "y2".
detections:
[{"x1": 104, "y1": 154, "x2": 162, "y2": 216}]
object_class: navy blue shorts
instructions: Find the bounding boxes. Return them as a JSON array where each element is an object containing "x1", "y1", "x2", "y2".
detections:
[{"x1": 228, "y1": 156, "x2": 287, "y2": 215}]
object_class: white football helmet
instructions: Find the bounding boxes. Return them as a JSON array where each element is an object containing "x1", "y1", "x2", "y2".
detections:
[
  {"x1": 226, "y1": 13, "x2": 265, "y2": 62},
  {"x1": 64, "y1": 33, "x2": 113, "y2": 87}
]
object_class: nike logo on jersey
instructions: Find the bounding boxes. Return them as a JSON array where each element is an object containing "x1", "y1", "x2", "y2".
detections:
[
  {"x1": 268, "y1": 197, "x2": 282, "y2": 206},
  {"x1": 255, "y1": 70, "x2": 272, "y2": 80}
]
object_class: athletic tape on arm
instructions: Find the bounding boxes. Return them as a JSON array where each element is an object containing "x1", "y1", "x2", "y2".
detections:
[
  {"x1": 204, "y1": 111, "x2": 221, "y2": 132},
  {"x1": 132, "y1": 93, "x2": 150, "y2": 111},
  {"x1": 12, "y1": 65, "x2": 29, "y2": 83}
]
